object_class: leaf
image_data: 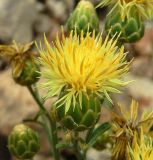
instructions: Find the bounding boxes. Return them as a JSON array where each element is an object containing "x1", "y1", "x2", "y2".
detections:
[{"x1": 87, "y1": 122, "x2": 111, "y2": 146}]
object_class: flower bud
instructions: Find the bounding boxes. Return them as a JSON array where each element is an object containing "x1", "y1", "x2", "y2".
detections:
[
  {"x1": 105, "y1": 7, "x2": 144, "y2": 43},
  {"x1": 13, "y1": 59, "x2": 40, "y2": 86},
  {"x1": 54, "y1": 94, "x2": 101, "y2": 131},
  {"x1": 8, "y1": 124, "x2": 40, "y2": 159},
  {"x1": 67, "y1": 0, "x2": 99, "y2": 36}
]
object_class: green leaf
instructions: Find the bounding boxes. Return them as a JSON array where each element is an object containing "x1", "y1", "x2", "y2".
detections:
[{"x1": 87, "y1": 122, "x2": 111, "y2": 146}]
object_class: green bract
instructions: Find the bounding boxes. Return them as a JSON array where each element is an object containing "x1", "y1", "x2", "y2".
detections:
[
  {"x1": 105, "y1": 8, "x2": 144, "y2": 43},
  {"x1": 54, "y1": 94, "x2": 101, "y2": 131},
  {"x1": 13, "y1": 59, "x2": 40, "y2": 86},
  {"x1": 67, "y1": 0, "x2": 99, "y2": 35},
  {"x1": 8, "y1": 124, "x2": 40, "y2": 160}
]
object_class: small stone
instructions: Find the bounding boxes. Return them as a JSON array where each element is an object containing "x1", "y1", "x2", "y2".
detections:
[
  {"x1": 130, "y1": 57, "x2": 153, "y2": 79},
  {"x1": 36, "y1": 1, "x2": 46, "y2": 12},
  {"x1": 34, "y1": 14, "x2": 52, "y2": 34},
  {"x1": 87, "y1": 148, "x2": 111, "y2": 160},
  {"x1": 0, "y1": 0, "x2": 37, "y2": 43},
  {"x1": 125, "y1": 74, "x2": 153, "y2": 109},
  {"x1": 46, "y1": 0, "x2": 75, "y2": 23}
]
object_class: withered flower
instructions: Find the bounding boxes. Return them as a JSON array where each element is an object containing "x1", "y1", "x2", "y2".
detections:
[
  {"x1": 112, "y1": 100, "x2": 153, "y2": 159},
  {"x1": 0, "y1": 41, "x2": 40, "y2": 85}
]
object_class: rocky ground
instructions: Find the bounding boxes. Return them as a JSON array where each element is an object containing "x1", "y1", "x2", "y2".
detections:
[{"x1": 0, "y1": 0, "x2": 153, "y2": 160}]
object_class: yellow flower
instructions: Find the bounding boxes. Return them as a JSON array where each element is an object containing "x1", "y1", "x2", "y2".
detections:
[
  {"x1": 38, "y1": 31, "x2": 130, "y2": 113},
  {"x1": 127, "y1": 128, "x2": 153, "y2": 160},
  {"x1": 98, "y1": 0, "x2": 153, "y2": 20},
  {"x1": 0, "y1": 41, "x2": 34, "y2": 77},
  {"x1": 112, "y1": 100, "x2": 153, "y2": 159}
]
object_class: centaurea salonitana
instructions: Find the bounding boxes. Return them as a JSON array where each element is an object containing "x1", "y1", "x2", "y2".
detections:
[{"x1": 38, "y1": 31, "x2": 130, "y2": 113}]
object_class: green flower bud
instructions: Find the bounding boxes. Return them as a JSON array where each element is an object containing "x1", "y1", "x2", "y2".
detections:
[
  {"x1": 54, "y1": 94, "x2": 101, "y2": 131},
  {"x1": 13, "y1": 59, "x2": 40, "y2": 86},
  {"x1": 67, "y1": 0, "x2": 99, "y2": 36},
  {"x1": 8, "y1": 124, "x2": 40, "y2": 160},
  {"x1": 105, "y1": 7, "x2": 145, "y2": 43}
]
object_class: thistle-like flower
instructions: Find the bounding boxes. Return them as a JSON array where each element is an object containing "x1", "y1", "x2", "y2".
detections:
[
  {"x1": 0, "y1": 41, "x2": 40, "y2": 85},
  {"x1": 98, "y1": 0, "x2": 153, "y2": 20},
  {"x1": 127, "y1": 128, "x2": 153, "y2": 160},
  {"x1": 38, "y1": 31, "x2": 130, "y2": 113},
  {"x1": 112, "y1": 100, "x2": 153, "y2": 159}
]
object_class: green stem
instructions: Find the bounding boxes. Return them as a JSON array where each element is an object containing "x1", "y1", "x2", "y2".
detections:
[
  {"x1": 41, "y1": 116, "x2": 53, "y2": 149},
  {"x1": 86, "y1": 126, "x2": 94, "y2": 143},
  {"x1": 73, "y1": 132, "x2": 86, "y2": 160},
  {"x1": 27, "y1": 85, "x2": 46, "y2": 112},
  {"x1": 49, "y1": 116, "x2": 60, "y2": 160},
  {"x1": 27, "y1": 85, "x2": 60, "y2": 160},
  {"x1": 27, "y1": 85, "x2": 52, "y2": 147}
]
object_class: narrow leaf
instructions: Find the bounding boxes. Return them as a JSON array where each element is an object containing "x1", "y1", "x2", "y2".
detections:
[{"x1": 87, "y1": 122, "x2": 111, "y2": 146}]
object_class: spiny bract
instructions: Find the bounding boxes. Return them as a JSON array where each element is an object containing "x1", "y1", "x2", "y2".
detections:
[
  {"x1": 98, "y1": 0, "x2": 153, "y2": 20},
  {"x1": 38, "y1": 31, "x2": 130, "y2": 113}
]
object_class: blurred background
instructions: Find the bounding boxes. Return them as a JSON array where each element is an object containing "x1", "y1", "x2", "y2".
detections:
[{"x1": 0, "y1": 0, "x2": 153, "y2": 160}]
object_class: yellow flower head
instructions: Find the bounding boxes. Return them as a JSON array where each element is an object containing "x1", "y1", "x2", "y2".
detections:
[
  {"x1": 112, "y1": 100, "x2": 153, "y2": 159},
  {"x1": 127, "y1": 128, "x2": 153, "y2": 160},
  {"x1": 98, "y1": 0, "x2": 153, "y2": 20},
  {"x1": 0, "y1": 41, "x2": 34, "y2": 77},
  {"x1": 38, "y1": 31, "x2": 130, "y2": 112}
]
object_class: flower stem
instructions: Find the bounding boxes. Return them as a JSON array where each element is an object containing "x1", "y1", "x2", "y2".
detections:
[
  {"x1": 27, "y1": 85, "x2": 60, "y2": 160},
  {"x1": 73, "y1": 132, "x2": 86, "y2": 160},
  {"x1": 27, "y1": 85, "x2": 46, "y2": 112},
  {"x1": 49, "y1": 116, "x2": 60, "y2": 160}
]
